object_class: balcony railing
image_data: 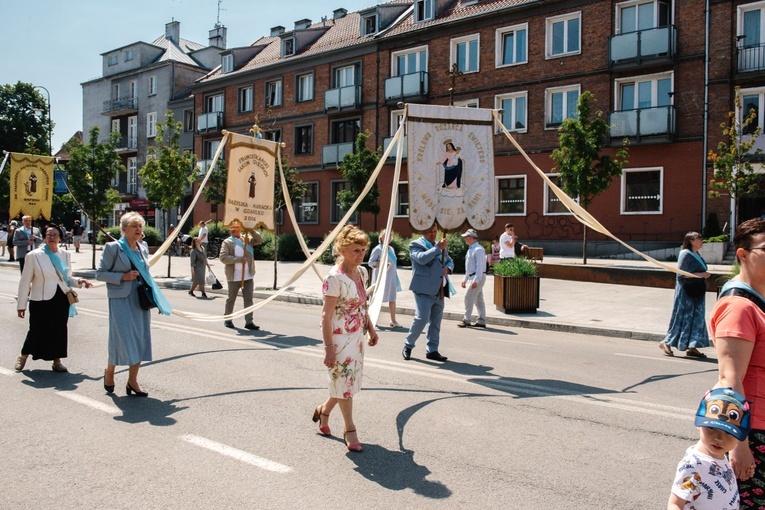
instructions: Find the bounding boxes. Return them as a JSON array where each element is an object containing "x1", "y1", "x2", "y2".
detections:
[
  {"x1": 114, "y1": 136, "x2": 138, "y2": 151},
  {"x1": 384, "y1": 72, "x2": 429, "y2": 103},
  {"x1": 102, "y1": 96, "x2": 138, "y2": 115},
  {"x1": 608, "y1": 25, "x2": 676, "y2": 69},
  {"x1": 609, "y1": 105, "x2": 675, "y2": 141},
  {"x1": 324, "y1": 85, "x2": 362, "y2": 111},
  {"x1": 197, "y1": 112, "x2": 224, "y2": 132},
  {"x1": 322, "y1": 142, "x2": 354, "y2": 166},
  {"x1": 383, "y1": 136, "x2": 407, "y2": 159},
  {"x1": 738, "y1": 42, "x2": 765, "y2": 73}
]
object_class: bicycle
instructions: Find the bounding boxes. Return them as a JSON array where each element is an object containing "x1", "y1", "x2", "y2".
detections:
[{"x1": 206, "y1": 239, "x2": 221, "y2": 259}]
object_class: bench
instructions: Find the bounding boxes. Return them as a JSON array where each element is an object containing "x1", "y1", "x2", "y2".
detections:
[{"x1": 526, "y1": 247, "x2": 544, "y2": 262}]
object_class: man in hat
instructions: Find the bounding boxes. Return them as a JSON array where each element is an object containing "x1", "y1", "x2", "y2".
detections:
[
  {"x1": 458, "y1": 229, "x2": 487, "y2": 328},
  {"x1": 219, "y1": 220, "x2": 263, "y2": 330}
]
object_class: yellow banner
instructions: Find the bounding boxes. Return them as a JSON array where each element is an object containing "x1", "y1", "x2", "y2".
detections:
[
  {"x1": 9, "y1": 153, "x2": 54, "y2": 220},
  {"x1": 223, "y1": 133, "x2": 277, "y2": 231}
]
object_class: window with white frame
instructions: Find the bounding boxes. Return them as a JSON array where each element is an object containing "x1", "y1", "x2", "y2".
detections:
[
  {"x1": 203, "y1": 139, "x2": 221, "y2": 161},
  {"x1": 334, "y1": 65, "x2": 356, "y2": 87},
  {"x1": 496, "y1": 23, "x2": 528, "y2": 67},
  {"x1": 221, "y1": 54, "x2": 234, "y2": 74},
  {"x1": 129, "y1": 81, "x2": 137, "y2": 98},
  {"x1": 125, "y1": 49, "x2": 134, "y2": 62},
  {"x1": 390, "y1": 109, "x2": 406, "y2": 136},
  {"x1": 451, "y1": 34, "x2": 480, "y2": 73},
  {"x1": 331, "y1": 181, "x2": 359, "y2": 223},
  {"x1": 546, "y1": 12, "x2": 581, "y2": 57},
  {"x1": 148, "y1": 75, "x2": 157, "y2": 96},
  {"x1": 392, "y1": 46, "x2": 428, "y2": 76},
  {"x1": 113, "y1": 83, "x2": 120, "y2": 99},
  {"x1": 497, "y1": 176, "x2": 526, "y2": 215},
  {"x1": 621, "y1": 167, "x2": 662, "y2": 213},
  {"x1": 496, "y1": 92, "x2": 528, "y2": 132},
  {"x1": 111, "y1": 119, "x2": 120, "y2": 135},
  {"x1": 544, "y1": 174, "x2": 572, "y2": 214},
  {"x1": 282, "y1": 37, "x2": 295, "y2": 57},
  {"x1": 396, "y1": 182, "x2": 409, "y2": 216},
  {"x1": 127, "y1": 157, "x2": 138, "y2": 194},
  {"x1": 183, "y1": 109, "x2": 194, "y2": 132},
  {"x1": 295, "y1": 124, "x2": 313, "y2": 155},
  {"x1": 616, "y1": 73, "x2": 672, "y2": 111},
  {"x1": 239, "y1": 86, "x2": 253, "y2": 113},
  {"x1": 362, "y1": 13, "x2": 377, "y2": 36},
  {"x1": 414, "y1": 0, "x2": 434, "y2": 23},
  {"x1": 454, "y1": 98, "x2": 479, "y2": 108},
  {"x1": 205, "y1": 93, "x2": 224, "y2": 113},
  {"x1": 295, "y1": 182, "x2": 319, "y2": 223},
  {"x1": 741, "y1": 3, "x2": 765, "y2": 49},
  {"x1": 742, "y1": 89, "x2": 764, "y2": 135},
  {"x1": 266, "y1": 79, "x2": 282, "y2": 107},
  {"x1": 146, "y1": 112, "x2": 157, "y2": 138},
  {"x1": 616, "y1": 0, "x2": 671, "y2": 34},
  {"x1": 546, "y1": 85, "x2": 580, "y2": 127},
  {"x1": 108, "y1": 54, "x2": 118, "y2": 66},
  {"x1": 297, "y1": 73, "x2": 314, "y2": 102}
]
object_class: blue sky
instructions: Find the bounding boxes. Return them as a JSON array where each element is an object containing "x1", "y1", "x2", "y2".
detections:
[{"x1": 1, "y1": 0, "x2": 375, "y2": 153}]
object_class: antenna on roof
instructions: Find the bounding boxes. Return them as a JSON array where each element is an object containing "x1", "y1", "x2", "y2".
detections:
[
  {"x1": 321, "y1": 15, "x2": 327, "y2": 26},
  {"x1": 215, "y1": 0, "x2": 226, "y2": 28}
]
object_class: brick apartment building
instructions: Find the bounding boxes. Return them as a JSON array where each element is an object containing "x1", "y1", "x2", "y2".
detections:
[{"x1": 186, "y1": 0, "x2": 763, "y2": 255}]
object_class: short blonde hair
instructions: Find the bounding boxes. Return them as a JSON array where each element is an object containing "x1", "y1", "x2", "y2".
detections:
[
  {"x1": 332, "y1": 225, "x2": 369, "y2": 262},
  {"x1": 120, "y1": 212, "x2": 145, "y2": 232}
]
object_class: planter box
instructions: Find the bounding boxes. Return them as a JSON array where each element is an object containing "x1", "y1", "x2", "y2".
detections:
[
  {"x1": 493, "y1": 275, "x2": 540, "y2": 314},
  {"x1": 699, "y1": 242, "x2": 725, "y2": 264},
  {"x1": 148, "y1": 246, "x2": 158, "y2": 254}
]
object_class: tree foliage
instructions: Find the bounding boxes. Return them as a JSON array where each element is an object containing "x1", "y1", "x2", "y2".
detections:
[
  {"x1": 337, "y1": 131, "x2": 381, "y2": 225},
  {"x1": 271, "y1": 153, "x2": 308, "y2": 289},
  {"x1": 202, "y1": 157, "x2": 227, "y2": 221}
]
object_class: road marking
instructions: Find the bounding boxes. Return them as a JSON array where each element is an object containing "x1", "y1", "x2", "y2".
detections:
[
  {"x1": 56, "y1": 391, "x2": 120, "y2": 415},
  {"x1": 181, "y1": 434, "x2": 292, "y2": 473},
  {"x1": 614, "y1": 353, "x2": 708, "y2": 363},
  {"x1": 0, "y1": 367, "x2": 16, "y2": 376},
  {"x1": 477, "y1": 337, "x2": 538, "y2": 345}
]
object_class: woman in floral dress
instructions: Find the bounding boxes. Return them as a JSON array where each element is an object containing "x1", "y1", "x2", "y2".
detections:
[{"x1": 312, "y1": 225, "x2": 379, "y2": 452}]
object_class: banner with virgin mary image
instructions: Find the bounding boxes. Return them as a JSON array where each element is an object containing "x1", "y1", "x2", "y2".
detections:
[
  {"x1": 223, "y1": 132, "x2": 278, "y2": 231},
  {"x1": 9, "y1": 152, "x2": 54, "y2": 220},
  {"x1": 406, "y1": 104, "x2": 495, "y2": 231}
]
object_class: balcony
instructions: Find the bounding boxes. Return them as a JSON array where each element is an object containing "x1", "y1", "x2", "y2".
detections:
[
  {"x1": 384, "y1": 72, "x2": 429, "y2": 103},
  {"x1": 324, "y1": 85, "x2": 362, "y2": 111},
  {"x1": 102, "y1": 96, "x2": 138, "y2": 116},
  {"x1": 609, "y1": 105, "x2": 675, "y2": 143},
  {"x1": 737, "y1": 42, "x2": 765, "y2": 79},
  {"x1": 382, "y1": 136, "x2": 407, "y2": 160},
  {"x1": 608, "y1": 25, "x2": 676, "y2": 70},
  {"x1": 322, "y1": 142, "x2": 354, "y2": 166},
  {"x1": 197, "y1": 112, "x2": 224, "y2": 132},
  {"x1": 114, "y1": 136, "x2": 138, "y2": 153}
]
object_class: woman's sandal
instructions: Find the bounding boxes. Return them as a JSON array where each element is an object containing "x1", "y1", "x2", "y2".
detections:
[
  {"x1": 685, "y1": 348, "x2": 707, "y2": 359},
  {"x1": 658, "y1": 342, "x2": 674, "y2": 357},
  {"x1": 343, "y1": 429, "x2": 363, "y2": 452},
  {"x1": 312, "y1": 406, "x2": 331, "y2": 436}
]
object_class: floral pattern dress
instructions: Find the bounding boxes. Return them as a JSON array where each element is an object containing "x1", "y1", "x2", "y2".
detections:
[{"x1": 321, "y1": 265, "x2": 369, "y2": 399}]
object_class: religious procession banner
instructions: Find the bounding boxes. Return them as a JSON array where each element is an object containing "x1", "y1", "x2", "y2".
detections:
[
  {"x1": 9, "y1": 152, "x2": 54, "y2": 220},
  {"x1": 406, "y1": 104, "x2": 495, "y2": 231},
  {"x1": 223, "y1": 132, "x2": 277, "y2": 231}
]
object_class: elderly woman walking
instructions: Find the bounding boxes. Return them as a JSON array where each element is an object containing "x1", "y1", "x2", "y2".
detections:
[{"x1": 368, "y1": 229, "x2": 402, "y2": 327}]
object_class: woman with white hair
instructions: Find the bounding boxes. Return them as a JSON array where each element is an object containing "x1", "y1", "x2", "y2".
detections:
[{"x1": 368, "y1": 229, "x2": 402, "y2": 327}]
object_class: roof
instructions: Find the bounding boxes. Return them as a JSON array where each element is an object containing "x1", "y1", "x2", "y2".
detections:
[{"x1": 151, "y1": 35, "x2": 207, "y2": 67}]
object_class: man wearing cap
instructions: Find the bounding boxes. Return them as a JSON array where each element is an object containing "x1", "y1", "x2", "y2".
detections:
[
  {"x1": 402, "y1": 225, "x2": 454, "y2": 362},
  {"x1": 220, "y1": 220, "x2": 263, "y2": 330},
  {"x1": 458, "y1": 229, "x2": 486, "y2": 328}
]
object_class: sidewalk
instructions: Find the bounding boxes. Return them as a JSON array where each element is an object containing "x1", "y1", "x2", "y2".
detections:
[{"x1": 1, "y1": 245, "x2": 731, "y2": 342}]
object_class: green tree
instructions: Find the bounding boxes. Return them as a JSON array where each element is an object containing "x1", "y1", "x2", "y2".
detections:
[
  {"x1": 708, "y1": 90, "x2": 764, "y2": 240},
  {"x1": 66, "y1": 126, "x2": 123, "y2": 268},
  {"x1": 271, "y1": 154, "x2": 308, "y2": 289},
  {"x1": 337, "y1": 131, "x2": 381, "y2": 229},
  {"x1": 202, "y1": 157, "x2": 227, "y2": 222},
  {"x1": 551, "y1": 91, "x2": 629, "y2": 264}
]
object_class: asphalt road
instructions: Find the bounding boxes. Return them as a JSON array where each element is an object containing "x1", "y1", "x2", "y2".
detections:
[{"x1": 0, "y1": 265, "x2": 719, "y2": 509}]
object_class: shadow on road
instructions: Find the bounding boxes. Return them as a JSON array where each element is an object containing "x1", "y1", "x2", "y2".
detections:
[
  {"x1": 108, "y1": 393, "x2": 188, "y2": 426},
  {"x1": 20, "y1": 368, "x2": 98, "y2": 392}
]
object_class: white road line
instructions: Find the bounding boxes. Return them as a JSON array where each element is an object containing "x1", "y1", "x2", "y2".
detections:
[
  {"x1": 56, "y1": 392, "x2": 121, "y2": 415},
  {"x1": 181, "y1": 434, "x2": 292, "y2": 473},
  {"x1": 0, "y1": 367, "x2": 17, "y2": 376}
]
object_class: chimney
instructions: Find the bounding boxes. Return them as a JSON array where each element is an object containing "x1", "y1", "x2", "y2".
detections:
[
  {"x1": 294, "y1": 18, "x2": 311, "y2": 30},
  {"x1": 333, "y1": 8, "x2": 348, "y2": 19},
  {"x1": 165, "y1": 20, "x2": 180, "y2": 42},
  {"x1": 270, "y1": 25, "x2": 285, "y2": 36},
  {"x1": 209, "y1": 25, "x2": 227, "y2": 49}
]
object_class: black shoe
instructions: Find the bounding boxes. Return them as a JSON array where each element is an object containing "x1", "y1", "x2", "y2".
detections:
[
  {"x1": 244, "y1": 323, "x2": 260, "y2": 331},
  {"x1": 402, "y1": 347, "x2": 412, "y2": 360},
  {"x1": 224, "y1": 321, "x2": 235, "y2": 329},
  {"x1": 126, "y1": 382, "x2": 148, "y2": 397},
  {"x1": 201, "y1": 292, "x2": 208, "y2": 298},
  {"x1": 188, "y1": 291, "x2": 195, "y2": 297},
  {"x1": 457, "y1": 320, "x2": 470, "y2": 328},
  {"x1": 472, "y1": 322, "x2": 486, "y2": 328},
  {"x1": 426, "y1": 351, "x2": 448, "y2": 362}
]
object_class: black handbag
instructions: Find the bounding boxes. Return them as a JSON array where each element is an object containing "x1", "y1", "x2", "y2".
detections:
[
  {"x1": 681, "y1": 277, "x2": 706, "y2": 298},
  {"x1": 135, "y1": 275, "x2": 158, "y2": 310}
]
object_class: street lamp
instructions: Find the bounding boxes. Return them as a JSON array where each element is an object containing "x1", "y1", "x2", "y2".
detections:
[{"x1": 33, "y1": 85, "x2": 52, "y2": 156}]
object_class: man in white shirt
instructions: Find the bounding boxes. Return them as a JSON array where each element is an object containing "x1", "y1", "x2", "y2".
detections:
[
  {"x1": 458, "y1": 229, "x2": 487, "y2": 328},
  {"x1": 198, "y1": 221, "x2": 209, "y2": 253},
  {"x1": 499, "y1": 223, "x2": 516, "y2": 260},
  {"x1": 219, "y1": 220, "x2": 263, "y2": 330},
  {"x1": 13, "y1": 216, "x2": 42, "y2": 273}
]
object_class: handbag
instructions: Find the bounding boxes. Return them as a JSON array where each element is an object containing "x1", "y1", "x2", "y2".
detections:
[
  {"x1": 681, "y1": 277, "x2": 706, "y2": 298},
  {"x1": 135, "y1": 275, "x2": 158, "y2": 310},
  {"x1": 206, "y1": 271, "x2": 216, "y2": 286},
  {"x1": 52, "y1": 266, "x2": 79, "y2": 304}
]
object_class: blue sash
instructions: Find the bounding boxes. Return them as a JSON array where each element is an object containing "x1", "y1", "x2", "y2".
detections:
[
  {"x1": 117, "y1": 238, "x2": 172, "y2": 316},
  {"x1": 42, "y1": 245, "x2": 77, "y2": 317},
  {"x1": 388, "y1": 246, "x2": 402, "y2": 292},
  {"x1": 682, "y1": 249, "x2": 708, "y2": 273},
  {"x1": 229, "y1": 236, "x2": 254, "y2": 257},
  {"x1": 418, "y1": 237, "x2": 456, "y2": 296},
  {"x1": 720, "y1": 279, "x2": 765, "y2": 304}
]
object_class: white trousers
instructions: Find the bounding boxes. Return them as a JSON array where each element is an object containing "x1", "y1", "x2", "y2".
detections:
[{"x1": 463, "y1": 277, "x2": 486, "y2": 324}]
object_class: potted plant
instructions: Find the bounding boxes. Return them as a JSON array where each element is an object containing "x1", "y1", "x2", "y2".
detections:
[
  {"x1": 700, "y1": 234, "x2": 729, "y2": 264},
  {"x1": 492, "y1": 257, "x2": 540, "y2": 313}
]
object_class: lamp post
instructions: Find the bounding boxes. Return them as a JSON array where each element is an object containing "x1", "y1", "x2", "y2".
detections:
[{"x1": 33, "y1": 85, "x2": 52, "y2": 156}]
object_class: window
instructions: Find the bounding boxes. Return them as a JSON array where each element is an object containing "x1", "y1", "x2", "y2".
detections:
[
  {"x1": 221, "y1": 54, "x2": 234, "y2": 74},
  {"x1": 239, "y1": 86, "x2": 253, "y2": 112},
  {"x1": 414, "y1": 0, "x2": 434, "y2": 23},
  {"x1": 124, "y1": 49, "x2": 134, "y2": 62},
  {"x1": 183, "y1": 109, "x2": 194, "y2": 132},
  {"x1": 295, "y1": 182, "x2": 319, "y2": 223},
  {"x1": 146, "y1": 112, "x2": 157, "y2": 138},
  {"x1": 297, "y1": 73, "x2": 314, "y2": 102},
  {"x1": 616, "y1": 73, "x2": 672, "y2": 110},
  {"x1": 496, "y1": 24, "x2": 528, "y2": 67},
  {"x1": 454, "y1": 99, "x2": 479, "y2": 108},
  {"x1": 128, "y1": 116, "x2": 137, "y2": 148},
  {"x1": 331, "y1": 181, "x2": 359, "y2": 223},
  {"x1": 451, "y1": 34, "x2": 480, "y2": 73},
  {"x1": 362, "y1": 14, "x2": 377, "y2": 36},
  {"x1": 497, "y1": 176, "x2": 526, "y2": 215},
  {"x1": 621, "y1": 168, "x2": 662, "y2": 213},
  {"x1": 496, "y1": 92, "x2": 528, "y2": 132},
  {"x1": 113, "y1": 83, "x2": 120, "y2": 99},
  {"x1": 282, "y1": 38, "x2": 295, "y2": 57},
  {"x1": 395, "y1": 182, "x2": 409, "y2": 216},
  {"x1": 390, "y1": 109, "x2": 406, "y2": 136},
  {"x1": 130, "y1": 81, "x2": 137, "y2": 99},
  {"x1": 111, "y1": 119, "x2": 120, "y2": 135},
  {"x1": 266, "y1": 80, "x2": 282, "y2": 107},
  {"x1": 544, "y1": 174, "x2": 573, "y2": 214},
  {"x1": 205, "y1": 93, "x2": 224, "y2": 113},
  {"x1": 617, "y1": 0, "x2": 671, "y2": 33},
  {"x1": 264, "y1": 128, "x2": 282, "y2": 143},
  {"x1": 546, "y1": 85, "x2": 580, "y2": 128},
  {"x1": 295, "y1": 124, "x2": 313, "y2": 155},
  {"x1": 148, "y1": 75, "x2": 157, "y2": 96},
  {"x1": 547, "y1": 12, "x2": 581, "y2": 57},
  {"x1": 334, "y1": 65, "x2": 355, "y2": 88},
  {"x1": 331, "y1": 118, "x2": 360, "y2": 144},
  {"x1": 108, "y1": 54, "x2": 118, "y2": 66},
  {"x1": 127, "y1": 157, "x2": 138, "y2": 194},
  {"x1": 392, "y1": 46, "x2": 428, "y2": 76},
  {"x1": 203, "y1": 139, "x2": 222, "y2": 160}
]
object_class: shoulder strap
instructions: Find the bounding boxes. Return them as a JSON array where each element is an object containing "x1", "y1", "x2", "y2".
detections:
[{"x1": 720, "y1": 287, "x2": 765, "y2": 315}]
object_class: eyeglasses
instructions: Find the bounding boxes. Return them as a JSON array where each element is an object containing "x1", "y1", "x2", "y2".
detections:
[
  {"x1": 749, "y1": 246, "x2": 765, "y2": 252},
  {"x1": 46, "y1": 234, "x2": 60, "y2": 238}
]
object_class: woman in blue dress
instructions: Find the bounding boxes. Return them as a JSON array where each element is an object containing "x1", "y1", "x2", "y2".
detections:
[
  {"x1": 659, "y1": 232, "x2": 711, "y2": 358},
  {"x1": 368, "y1": 229, "x2": 402, "y2": 327}
]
